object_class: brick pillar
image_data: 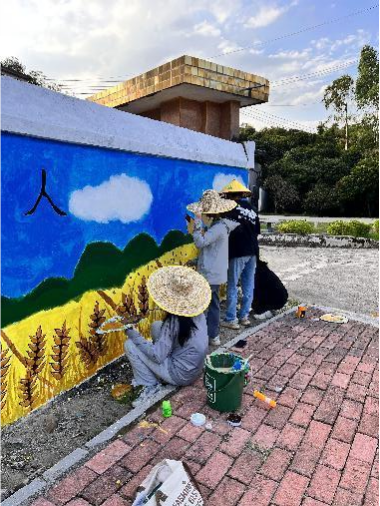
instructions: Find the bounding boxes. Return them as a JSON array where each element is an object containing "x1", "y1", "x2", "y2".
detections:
[
  {"x1": 160, "y1": 98, "x2": 181, "y2": 126},
  {"x1": 204, "y1": 101, "x2": 222, "y2": 137},
  {"x1": 221, "y1": 101, "x2": 240, "y2": 140},
  {"x1": 144, "y1": 97, "x2": 240, "y2": 140},
  {"x1": 178, "y1": 98, "x2": 204, "y2": 132}
]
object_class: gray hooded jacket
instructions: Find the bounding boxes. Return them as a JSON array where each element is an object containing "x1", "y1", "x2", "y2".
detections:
[
  {"x1": 193, "y1": 218, "x2": 239, "y2": 285},
  {"x1": 126, "y1": 314, "x2": 208, "y2": 386}
]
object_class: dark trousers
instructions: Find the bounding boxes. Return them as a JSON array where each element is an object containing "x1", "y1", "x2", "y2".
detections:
[{"x1": 207, "y1": 285, "x2": 220, "y2": 340}]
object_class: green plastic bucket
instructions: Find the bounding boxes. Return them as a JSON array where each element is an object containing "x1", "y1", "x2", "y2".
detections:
[{"x1": 203, "y1": 353, "x2": 247, "y2": 412}]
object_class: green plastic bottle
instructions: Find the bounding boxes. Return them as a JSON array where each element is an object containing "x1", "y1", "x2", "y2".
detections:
[{"x1": 162, "y1": 400, "x2": 172, "y2": 418}]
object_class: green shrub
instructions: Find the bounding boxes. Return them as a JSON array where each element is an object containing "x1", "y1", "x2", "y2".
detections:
[
  {"x1": 371, "y1": 219, "x2": 379, "y2": 240},
  {"x1": 327, "y1": 220, "x2": 372, "y2": 238},
  {"x1": 277, "y1": 220, "x2": 314, "y2": 235}
]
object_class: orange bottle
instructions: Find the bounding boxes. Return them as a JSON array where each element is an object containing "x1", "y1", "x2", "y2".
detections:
[
  {"x1": 253, "y1": 390, "x2": 277, "y2": 408},
  {"x1": 296, "y1": 305, "x2": 307, "y2": 318}
]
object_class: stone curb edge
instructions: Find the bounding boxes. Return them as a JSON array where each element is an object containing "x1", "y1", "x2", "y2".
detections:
[
  {"x1": 4, "y1": 305, "x2": 377, "y2": 505},
  {"x1": 259, "y1": 233, "x2": 379, "y2": 249}
]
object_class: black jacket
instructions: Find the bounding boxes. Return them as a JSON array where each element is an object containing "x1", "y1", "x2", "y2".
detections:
[
  {"x1": 252, "y1": 259, "x2": 288, "y2": 314},
  {"x1": 226, "y1": 199, "x2": 260, "y2": 259}
]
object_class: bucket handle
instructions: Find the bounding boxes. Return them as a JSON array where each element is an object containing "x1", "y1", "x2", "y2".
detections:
[{"x1": 203, "y1": 371, "x2": 240, "y2": 394}]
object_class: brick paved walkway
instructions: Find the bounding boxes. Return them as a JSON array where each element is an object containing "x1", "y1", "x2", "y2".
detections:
[{"x1": 31, "y1": 310, "x2": 378, "y2": 506}]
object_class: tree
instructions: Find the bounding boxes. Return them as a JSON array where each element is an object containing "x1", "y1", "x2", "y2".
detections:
[
  {"x1": 355, "y1": 45, "x2": 379, "y2": 146},
  {"x1": 239, "y1": 45, "x2": 379, "y2": 218},
  {"x1": 303, "y1": 184, "x2": 341, "y2": 216},
  {"x1": 337, "y1": 154, "x2": 379, "y2": 217},
  {"x1": 356, "y1": 45, "x2": 379, "y2": 111},
  {"x1": 264, "y1": 175, "x2": 300, "y2": 214},
  {"x1": 1, "y1": 56, "x2": 62, "y2": 92},
  {"x1": 323, "y1": 75, "x2": 355, "y2": 150}
]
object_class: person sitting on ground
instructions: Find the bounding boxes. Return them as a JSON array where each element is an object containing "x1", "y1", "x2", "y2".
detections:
[
  {"x1": 219, "y1": 179, "x2": 260, "y2": 329},
  {"x1": 186, "y1": 189, "x2": 239, "y2": 346},
  {"x1": 124, "y1": 266, "x2": 211, "y2": 407}
]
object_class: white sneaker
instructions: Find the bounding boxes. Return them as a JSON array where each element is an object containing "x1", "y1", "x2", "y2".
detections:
[
  {"x1": 132, "y1": 384, "x2": 163, "y2": 408},
  {"x1": 221, "y1": 320, "x2": 240, "y2": 330},
  {"x1": 253, "y1": 311, "x2": 273, "y2": 321},
  {"x1": 210, "y1": 336, "x2": 221, "y2": 346}
]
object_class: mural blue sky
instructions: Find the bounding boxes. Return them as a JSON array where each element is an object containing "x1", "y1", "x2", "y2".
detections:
[
  {"x1": 1, "y1": 0, "x2": 378, "y2": 132},
  {"x1": 1, "y1": 133, "x2": 247, "y2": 298}
]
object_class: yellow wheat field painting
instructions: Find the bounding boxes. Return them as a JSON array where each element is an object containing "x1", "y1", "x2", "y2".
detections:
[{"x1": 1, "y1": 243, "x2": 198, "y2": 426}]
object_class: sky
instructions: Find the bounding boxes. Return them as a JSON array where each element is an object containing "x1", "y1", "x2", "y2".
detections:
[{"x1": 1, "y1": 0, "x2": 378, "y2": 132}]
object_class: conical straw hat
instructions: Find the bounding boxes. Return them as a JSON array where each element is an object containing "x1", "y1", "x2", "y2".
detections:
[
  {"x1": 220, "y1": 179, "x2": 251, "y2": 196},
  {"x1": 187, "y1": 189, "x2": 237, "y2": 215},
  {"x1": 148, "y1": 266, "x2": 211, "y2": 317}
]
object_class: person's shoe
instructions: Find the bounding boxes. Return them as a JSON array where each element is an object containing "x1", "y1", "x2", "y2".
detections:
[
  {"x1": 209, "y1": 336, "x2": 221, "y2": 346},
  {"x1": 239, "y1": 317, "x2": 251, "y2": 327},
  {"x1": 253, "y1": 311, "x2": 273, "y2": 321},
  {"x1": 132, "y1": 384, "x2": 163, "y2": 408},
  {"x1": 221, "y1": 320, "x2": 240, "y2": 330}
]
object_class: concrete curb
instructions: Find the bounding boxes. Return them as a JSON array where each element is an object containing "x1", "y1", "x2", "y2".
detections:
[
  {"x1": 259, "y1": 233, "x2": 379, "y2": 249},
  {"x1": 1, "y1": 480, "x2": 46, "y2": 506},
  {"x1": 42, "y1": 448, "x2": 89, "y2": 483},
  {"x1": 5, "y1": 305, "x2": 376, "y2": 505}
]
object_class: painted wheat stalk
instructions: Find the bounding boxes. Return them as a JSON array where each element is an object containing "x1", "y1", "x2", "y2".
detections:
[
  {"x1": 137, "y1": 276, "x2": 150, "y2": 318},
  {"x1": 1, "y1": 345, "x2": 11, "y2": 410},
  {"x1": 19, "y1": 370, "x2": 38, "y2": 410},
  {"x1": 50, "y1": 321, "x2": 71, "y2": 380},
  {"x1": 25, "y1": 325, "x2": 46, "y2": 376},
  {"x1": 89, "y1": 301, "x2": 107, "y2": 355},
  {"x1": 19, "y1": 325, "x2": 46, "y2": 409},
  {"x1": 75, "y1": 337, "x2": 99, "y2": 369},
  {"x1": 75, "y1": 301, "x2": 109, "y2": 369},
  {"x1": 116, "y1": 292, "x2": 138, "y2": 320}
]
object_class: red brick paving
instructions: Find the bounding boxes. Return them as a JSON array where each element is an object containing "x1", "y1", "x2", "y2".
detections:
[{"x1": 30, "y1": 311, "x2": 378, "y2": 505}]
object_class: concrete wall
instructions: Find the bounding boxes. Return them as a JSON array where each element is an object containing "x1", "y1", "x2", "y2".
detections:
[{"x1": 1, "y1": 76, "x2": 254, "y2": 425}]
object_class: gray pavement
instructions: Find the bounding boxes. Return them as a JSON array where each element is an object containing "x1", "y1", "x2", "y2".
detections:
[{"x1": 262, "y1": 246, "x2": 379, "y2": 315}]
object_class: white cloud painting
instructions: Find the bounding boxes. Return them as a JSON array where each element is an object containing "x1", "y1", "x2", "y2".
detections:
[{"x1": 69, "y1": 174, "x2": 153, "y2": 223}]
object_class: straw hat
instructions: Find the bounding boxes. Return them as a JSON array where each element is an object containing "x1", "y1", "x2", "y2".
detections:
[
  {"x1": 187, "y1": 189, "x2": 237, "y2": 215},
  {"x1": 147, "y1": 266, "x2": 211, "y2": 317},
  {"x1": 220, "y1": 179, "x2": 251, "y2": 196}
]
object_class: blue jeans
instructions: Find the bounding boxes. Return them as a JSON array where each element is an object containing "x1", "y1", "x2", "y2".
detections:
[
  {"x1": 225, "y1": 256, "x2": 257, "y2": 322},
  {"x1": 207, "y1": 285, "x2": 220, "y2": 340}
]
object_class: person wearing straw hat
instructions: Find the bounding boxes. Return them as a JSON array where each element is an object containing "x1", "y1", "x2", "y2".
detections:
[
  {"x1": 124, "y1": 266, "x2": 211, "y2": 407},
  {"x1": 186, "y1": 189, "x2": 239, "y2": 346},
  {"x1": 219, "y1": 179, "x2": 261, "y2": 329}
]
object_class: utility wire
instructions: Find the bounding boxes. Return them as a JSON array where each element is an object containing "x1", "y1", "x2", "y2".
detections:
[
  {"x1": 271, "y1": 60, "x2": 358, "y2": 86},
  {"x1": 249, "y1": 109, "x2": 317, "y2": 130},
  {"x1": 208, "y1": 4, "x2": 378, "y2": 58},
  {"x1": 241, "y1": 109, "x2": 317, "y2": 132}
]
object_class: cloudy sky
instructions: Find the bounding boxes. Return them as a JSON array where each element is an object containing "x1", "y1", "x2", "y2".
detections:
[{"x1": 1, "y1": 0, "x2": 378, "y2": 131}]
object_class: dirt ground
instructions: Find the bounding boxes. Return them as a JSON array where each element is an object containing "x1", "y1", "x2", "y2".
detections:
[{"x1": 1, "y1": 355, "x2": 133, "y2": 497}]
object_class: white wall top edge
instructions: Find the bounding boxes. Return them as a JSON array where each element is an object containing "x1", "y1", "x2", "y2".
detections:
[{"x1": 1, "y1": 77, "x2": 251, "y2": 169}]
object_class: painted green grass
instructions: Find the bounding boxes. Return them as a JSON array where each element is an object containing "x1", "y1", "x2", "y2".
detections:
[{"x1": 2, "y1": 230, "x2": 192, "y2": 327}]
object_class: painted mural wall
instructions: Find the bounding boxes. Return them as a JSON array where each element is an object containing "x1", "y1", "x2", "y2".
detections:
[{"x1": 1, "y1": 130, "x2": 249, "y2": 425}]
